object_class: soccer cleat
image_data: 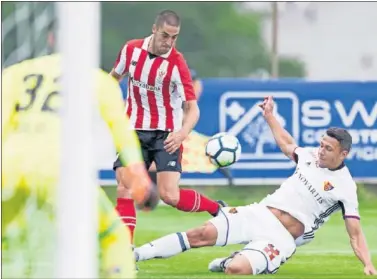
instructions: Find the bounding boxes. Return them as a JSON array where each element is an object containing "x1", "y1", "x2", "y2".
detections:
[
  {"x1": 211, "y1": 200, "x2": 228, "y2": 217},
  {"x1": 208, "y1": 257, "x2": 227, "y2": 272}
]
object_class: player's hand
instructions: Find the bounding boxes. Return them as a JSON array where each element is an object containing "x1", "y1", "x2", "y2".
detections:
[
  {"x1": 364, "y1": 264, "x2": 377, "y2": 275},
  {"x1": 164, "y1": 131, "x2": 187, "y2": 154},
  {"x1": 123, "y1": 163, "x2": 158, "y2": 210},
  {"x1": 258, "y1": 96, "x2": 274, "y2": 117}
]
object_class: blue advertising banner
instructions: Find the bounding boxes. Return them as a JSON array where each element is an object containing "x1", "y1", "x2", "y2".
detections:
[{"x1": 99, "y1": 79, "x2": 377, "y2": 185}]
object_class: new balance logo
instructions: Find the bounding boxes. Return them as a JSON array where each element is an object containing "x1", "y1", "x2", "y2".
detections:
[{"x1": 167, "y1": 161, "x2": 176, "y2": 167}]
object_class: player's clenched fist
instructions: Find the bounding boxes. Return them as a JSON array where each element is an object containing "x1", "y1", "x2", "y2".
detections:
[{"x1": 121, "y1": 162, "x2": 159, "y2": 211}]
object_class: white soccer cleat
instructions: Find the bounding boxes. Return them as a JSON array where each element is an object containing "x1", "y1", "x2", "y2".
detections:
[{"x1": 208, "y1": 257, "x2": 227, "y2": 272}]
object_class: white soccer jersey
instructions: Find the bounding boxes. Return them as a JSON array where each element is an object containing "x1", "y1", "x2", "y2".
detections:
[{"x1": 260, "y1": 147, "x2": 360, "y2": 246}]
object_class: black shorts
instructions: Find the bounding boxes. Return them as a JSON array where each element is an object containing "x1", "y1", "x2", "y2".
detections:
[{"x1": 113, "y1": 130, "x2": 183, "y2": 173}]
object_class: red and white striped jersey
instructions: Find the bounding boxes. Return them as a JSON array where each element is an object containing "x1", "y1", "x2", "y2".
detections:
[{"x1": 113, "y1": 35, "x2": 196, "y2": 132}]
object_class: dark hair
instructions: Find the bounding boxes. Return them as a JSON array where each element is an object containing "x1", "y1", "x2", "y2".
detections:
[
  {"x1": 326, "y1": 127, "x2": 352, "y2": 152},
  {"x1": 155, "y1": 10, "x2": 180, "y2": 28}
]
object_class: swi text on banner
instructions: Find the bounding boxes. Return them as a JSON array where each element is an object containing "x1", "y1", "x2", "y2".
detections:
[{"x1": 98, "y1": 79, "x2": 377, "y2": 185}]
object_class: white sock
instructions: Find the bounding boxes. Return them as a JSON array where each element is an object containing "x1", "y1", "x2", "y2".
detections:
[{"x1": 135, "y1": 232, "x2": 191, "y2": 261}]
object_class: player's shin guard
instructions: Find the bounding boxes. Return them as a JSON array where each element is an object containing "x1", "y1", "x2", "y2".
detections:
[
  {"x1": 116, "y1": 198, "x2": 136, "y2": 243},
  {"x1": 135, "y1": 232, "x2": 190, "y2": 261},
  {"x1": 176, "y1": 189, "x2": 220, "y2": 216}
]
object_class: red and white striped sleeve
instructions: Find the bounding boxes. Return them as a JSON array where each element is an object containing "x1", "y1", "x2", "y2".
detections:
[
  {"x1": 172, "y1": 54, "x2": 196, "y2": 101},
  {"x1": 113, "y1": 43, "x2": 131, "y2": 76}
]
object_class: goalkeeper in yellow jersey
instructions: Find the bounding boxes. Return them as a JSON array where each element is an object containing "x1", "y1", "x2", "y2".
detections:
[{"x1": 1, "y1": 53, "x2": 158, "y2": 278}]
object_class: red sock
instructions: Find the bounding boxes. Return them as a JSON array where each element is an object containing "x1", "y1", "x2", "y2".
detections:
[
  {"x1": 116, "y1": 198, "x2": 136, "y2": 243},
  {"x1": 176, "y1": 189, "x2": 219, "y2": 216}
]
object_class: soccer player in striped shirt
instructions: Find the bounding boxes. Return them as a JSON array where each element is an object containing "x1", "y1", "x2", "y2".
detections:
[{"x1": 109, "y1": 10, "x2": 225, "y2": 243}]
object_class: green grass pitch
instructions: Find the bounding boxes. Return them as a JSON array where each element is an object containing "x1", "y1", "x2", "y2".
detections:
[{"x1": 103, "y1": 185, "x2": 377, "y2": 279}]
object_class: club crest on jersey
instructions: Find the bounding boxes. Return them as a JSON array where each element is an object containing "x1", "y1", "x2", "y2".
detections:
[
  {"x1": 229, "y1": 207, "x2": 238, "y2": 214},
  {"x1": 156, "y1": 69, "x2": 166, "y2": 84},
  {"x1": 324, "y1": 181, "x2": 334, "y2": 191}
]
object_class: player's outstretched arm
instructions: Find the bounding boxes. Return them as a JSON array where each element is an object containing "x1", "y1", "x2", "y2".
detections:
[
  {"x1": 259, "y1": 96, "x2": 298, "y2": 160},
  {"x1": 345, "y1": 218, "x2": 377, "y2": 275}
]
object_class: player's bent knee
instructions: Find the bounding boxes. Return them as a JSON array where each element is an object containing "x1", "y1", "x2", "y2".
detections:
[
  {"x1": 159, "y1": 189, "x2": 179, "y2": 206},
  {"x1": 186, "y1": 222, "x2": 217, "y2": 247},
  {"x1": 225, "y1": 255, "x2": 253, "y2": 275},
  {"x1": 157, "y1": 172, "x2": 180, "y2": 206}
]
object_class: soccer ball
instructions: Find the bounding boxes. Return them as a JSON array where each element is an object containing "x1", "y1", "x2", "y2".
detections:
[{"x1": 205, "y1": 133, "x2": 241, "y2": 168}]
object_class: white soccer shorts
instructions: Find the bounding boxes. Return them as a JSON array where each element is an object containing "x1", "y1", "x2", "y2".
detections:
[{"x1": 208, "y1": 203, "x2": 296, "y2": 274}]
